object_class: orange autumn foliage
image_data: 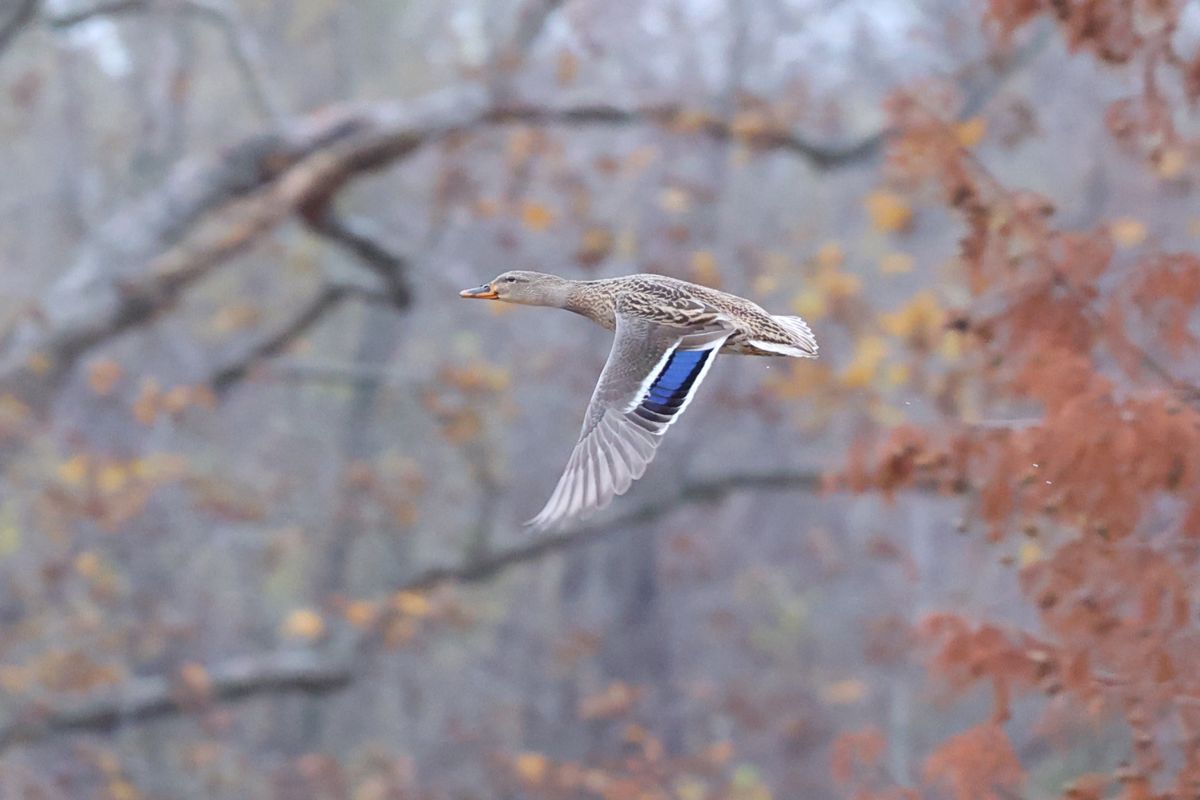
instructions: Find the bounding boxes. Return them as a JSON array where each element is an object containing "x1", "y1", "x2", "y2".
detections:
[
  {"x1": 839, "y1": 2, "x2": 1200, "y2": 798},
  {"x1": 922, "y1": 724, "x2": 1023, "y2": 800}
]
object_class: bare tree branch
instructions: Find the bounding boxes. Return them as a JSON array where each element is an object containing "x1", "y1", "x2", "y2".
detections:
[
  {"x1": 0, "y1": 467, "x2": 830, "y2": 751},
  {"x1": 1, "y1": 45, "x2": 1038, "y2": 452},
  {"x1": 0, "y1": 0, "x2": 39, "y2": 57},
  {"x1": 395, "y1": 469, "x2": 827, "y2": 592},
  {"x1": 509, "y1": 0, "x2": 566, "y2": 56},
  {"x1": 42, "y1": 0, "x2": 142, "y2": 27},
  {"x1": 209, "y1": 284, "x2": 349, "y2": 394},
  {"x1": 0, "y1": 84, "x2": 885, "y2": 425},
  {"x1": 488, "y1": 102, "x2": 884, "y2": 170},
  {"x1": 302, "y1": 210, "x2": 413, "y2": 308},
  {"x1": 3, "y1": 2, "x2": 1040, "y2": 411},
  {"x1": 0, "y1": 87, "x2": 486, "y2": 415},
  {"x1": 0, "y1": 649, "x2": 352, "y2": 750},
  {"x1": 46, "y1": 0, "x2": 284, "y2": 122},
  {"x1": 179, "y1": 0, "x2": 284, "y2": 123},
  {"x1": 0, "y1": 460, "x2": 956, "y2": 752}
]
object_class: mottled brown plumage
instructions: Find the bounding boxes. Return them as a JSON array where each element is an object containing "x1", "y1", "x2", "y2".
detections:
[{"x1": 460, "y1": 271, "x2": 817, "y2": 529}]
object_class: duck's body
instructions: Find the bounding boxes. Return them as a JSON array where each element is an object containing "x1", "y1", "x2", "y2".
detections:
[
  {"x1": 460, "y1": 270, "x2": 817, "y2": 530},
  {"x1": 557, "y1": 273, "x2": 818, "y2": 357}
]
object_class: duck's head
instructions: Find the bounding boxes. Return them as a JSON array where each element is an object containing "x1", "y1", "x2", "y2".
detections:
[{"x1": 459, "y1": 270, "x2": 572, "y2": 307}]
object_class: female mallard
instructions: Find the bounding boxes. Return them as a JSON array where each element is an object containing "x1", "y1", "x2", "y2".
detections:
[{"x1": 460, "y1": 271, "x2": 818, "y2": 530}]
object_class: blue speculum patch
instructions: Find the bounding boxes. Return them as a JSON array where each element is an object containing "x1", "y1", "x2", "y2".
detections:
[{"x1": 642, "y1": 349, "x2": 708, "y2": 415}]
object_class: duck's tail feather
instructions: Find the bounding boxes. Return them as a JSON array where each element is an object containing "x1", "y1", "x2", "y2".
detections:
[{"x1": 747, "y1": 315, "x2": 819, "y2": 358}]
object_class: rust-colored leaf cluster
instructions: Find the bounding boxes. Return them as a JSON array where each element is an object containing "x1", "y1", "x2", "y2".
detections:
[{"x1": 839, "y1": 2, "x2": 1200, "y2": 797}]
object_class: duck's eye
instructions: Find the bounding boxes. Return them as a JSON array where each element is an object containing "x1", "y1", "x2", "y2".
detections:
[{"x1": 503, "y1": 276, "x2": 517, "y2": 283}]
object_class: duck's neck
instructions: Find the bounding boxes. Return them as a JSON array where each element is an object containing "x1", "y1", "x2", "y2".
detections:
[
  {"x1": 525, "y1": 275, "x2": 613, "y2": 327},
  {"x1": 562, "y1": 280, "x2": 615, "y2": 328},
  {"x1": 531, "y1": 274, "x2": 576, "y2": 310}
]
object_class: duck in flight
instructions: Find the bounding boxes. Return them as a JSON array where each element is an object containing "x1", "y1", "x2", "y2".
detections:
[{"x1": 460, "y1": 271, "x2": 818, "y2": 531}]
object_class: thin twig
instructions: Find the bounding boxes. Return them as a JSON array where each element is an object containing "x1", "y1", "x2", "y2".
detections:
[
  {"x1": 0, "y1": 0, "x2": 39, "y2": 57},
  {"x1": 46, "y1": 0, "x2": 284, "y2": 122},
  {"x1": 209, "y1": 284, "x2": 350, "y2": 394}
]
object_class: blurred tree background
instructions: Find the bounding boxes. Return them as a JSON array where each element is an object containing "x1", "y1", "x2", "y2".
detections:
[{"x1": 1, "y1": 0, "x2": 1199, "y2": 798}]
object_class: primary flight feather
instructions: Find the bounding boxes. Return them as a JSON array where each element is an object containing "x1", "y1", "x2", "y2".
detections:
[{"x1": 460, "y1": 271, "x2": 818, "y2": 531}]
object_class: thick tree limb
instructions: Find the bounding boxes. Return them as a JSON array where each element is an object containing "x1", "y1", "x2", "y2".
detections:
[
  {"x1": 0, "y1": 7, "x2": 1042, "y2": 431},
  {"x1": 0, "y1": 85, "x2": 881, "y2": 426},
  {"x1": 0, "y1": 649, "x2": 351, "y2": 750},
  {"x1": 0, "y1": 87, "x2": 486, "y2": 414}
]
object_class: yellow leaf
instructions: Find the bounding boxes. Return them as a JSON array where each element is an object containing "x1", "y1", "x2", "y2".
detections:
[
  {"x1": 730, "y1": 110, "x2": 773, "y2": 141},
  {"x1": 886, "y1": 363, "x2": 911, "y2": 387},
  {"x1": 1110, "y1": 217, "x2": 1146, "y2": 247},
  {"x1": 815, "y1": 241, "x2": 843, "y2": 269},
  {"x1": 881, "y1": 291, "x2": 944, "y2": 342},
  {"x1": 131, "y1": 453, "x2": 187, "y2": 481},
  {"x1": 133, "y1": 378, "x2": 161, "y2": 426},
  {"x1": 513, "y1": 752, "x2": 548, "y2": 784},
  {"x1": 675, "y1": 777, "x2": 709, "y2": 800},
  {"x1": 955, "y1": 117, "x2": 987, "y2": 148},
  {"x1": 791, "y1": 291, "x2": 828, "y2": 321},
  {"x1": 940, "y1": 331, "x2": 964, "y2": 361},
  {"x1": 474, "y1": 197, "x2": 500, "y2": 218},
  {"x1": 616, "y1": 229, "x2": 638, "y2": 260},
  {"x1": 354, "y1": 777, "x2": 389, "y2": 800},
  {"x1": 519, "y1": 201, "x2": 555, "y2": 232},
  {"x1": 208, "y1": 304, "x2": 261, "y2": 335},
  {"x1": 58, "y1": 454, "x2": 89, "y2": 487},
  {"x1": 75, "y1": 550, "x2": 102, "y2": 579},
  {"x1": 507, "y1": 129, "x2": 537, "y2": 163},
  {"x1": 871, "y1": 403, "x2": 907, "y2": 426},
  {"x1": 556, "y1": 49, "x2": 578, "y2": 85},
  {"x1": 626, "y1": 146, "x2": 657, "y2": 173},
  {"x1": 0, "y1": 664, "x2": 28, "y2": 693},
  {"x1": 163, "y1": 386, "x2": 192, "y2": 415},
  {"x1": 706, "y1": 741, "x2": 734, "y2": 765},
  {"x1": 108, "y1": 780, "x2": 141, "y2": 800},
  {"x1": 1019, "y1": 540, "x2": 1043, "y2": 567},
  {"x1": 97, "y1": 463, "x2": 128, "y2": 495},
  {"x1": 822, "y1": 678, "x2": 868, "y2": 705},
  {"x1": 1156, "y1": 147, "x2": 1187, "y2": 179},
  {"x1": 343, "y1": 600, "x2": 378, "y2": 629},
  {"x1": 0, "y1": 502, "x2": 20, "y2": 558},
  {"x1": 659, "y1": 187, "x2": 691, "y2": 214},
  {"x1": 879, "y1": 252, "x2": 915, "y2": 275},
  {"x1": 690, "y1": 250, "x2": 721, "y2": 285},
  {"x1": 864, "y1": 190, "x2": 913, "y2": 234},
  {"x1": 281, "y1": 608, "x2": 325, "y2": 641},
  {"x1": 841, "y1": 336, "x2": 887, "y2": 389},
  {"x1": 752, "y1": 274, "x2": 779, "y2": 296},
  {"x1": 176, "y1": 662, "x2": 212, "y2": 698},
  {"x1": 575, "y1": 227, "x2": 613, "y2": 266},
  {"x1": 813, "y1": 267, "x2": 861, "y2": 300},
  {"x1": 393, "y1": 591, "x2": 431, "y2": 617},
  {"x1": 0, "y1": 393, "x2": 30, "y2": 424},
  {"x1": 26, "y1": 352, "x2": 51, "y2": 376},
  {"x1": 87, "y1": 360, "x2": 123, "y2": 396}
]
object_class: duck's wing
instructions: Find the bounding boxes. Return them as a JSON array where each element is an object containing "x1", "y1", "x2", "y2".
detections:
[{"x1": 526, "y1": 312, "x2": 733, "y2": 531}]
